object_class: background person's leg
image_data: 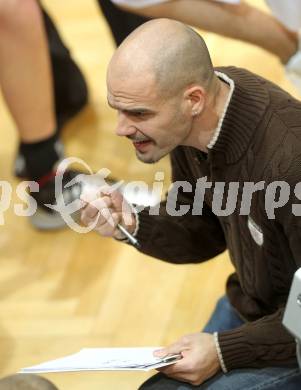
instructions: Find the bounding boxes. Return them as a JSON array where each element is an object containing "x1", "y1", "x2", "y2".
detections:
[
  {"x1": 97, "y1": 0, "x2": 148, "y2": 46},
  {"x1": 0, "y1": 1, "x2": 88, "y2": 229},
  {"x1": 0, "y1": 0, "x2": 64, "y2": 183},
  {"x1": 0, "y1": 0, "x2": 55, "y2": 143},
  {"x1": 112, "y1": 0, "x2": 298, "y2": 64},
  {"x1": 11, "y1": 5, "x2": 88, "y2": 179},
  {"x1": 40, "y1": 0, "x2": 144, "y2": 130},
  {"x1": 41, "y1": 6, "x2": 88, "y2": 129}
]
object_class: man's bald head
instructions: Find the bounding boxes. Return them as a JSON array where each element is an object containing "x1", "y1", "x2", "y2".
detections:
[{"x1": 108, "y1": 18, "x2": 215, "y2": 97}]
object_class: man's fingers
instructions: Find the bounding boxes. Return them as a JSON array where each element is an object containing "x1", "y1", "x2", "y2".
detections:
[
  {"x1": 154, "y1": 340, "x2": 183, "y2": 358},
  {"x1": 157, "y1": 362, "x2": 181, "y2": 374},
  {"x1": 94, "y1": 212, "x2": 120, "y2": 236},
  {"x1": 81, "y1": 196, "x2": 112, "y2": 220},
  {"x1": 157, "y1": 365, "x2": 186, "y2": 380},
  {"x1": 110, "y1": 189, "x2": 125, "y2": 207},
  {"x1": 80, "y1": 185, "x2": 112, "y2": 205},
  {"x1": 80, "y1": 186, "x2": 101, "y2": 203},
  {"x1": 90, "y1": 196, "x2": 112, "y2": 211},
  {"x1": 99, "y1": 207, "x2": 115, "y2": 227},
  {"x1": 157, "y1": 366, "x2": 202, "y2": 386},
  {"x1": 80, "y1": 187, "x2": 130, "y2": 236},
  {"x1": 157, "y1": 358, "x2": 199, "y2": 385},
  {"x1": 82, "y1": 207, "x2": 115, "y2": 227},
  {"x1": 82, "y1": 205, "x2": 99, "y2": 220}
]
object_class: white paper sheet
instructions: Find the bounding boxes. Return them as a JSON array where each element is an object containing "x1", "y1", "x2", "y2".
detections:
[{"x1": 20, "y1": 348, "x2": 182, "y2": 373}]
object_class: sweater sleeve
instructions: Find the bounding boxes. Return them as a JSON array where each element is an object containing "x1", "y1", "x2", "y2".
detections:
[
  {"x1": 136, "y1": 202, "x2": 226, "y2": 263},
  {"x1": 218, "y1": 158, "x2": 301, "y2": 370},
  {"x1": 135, "y1": 148, "x2": 227, "y2": 263},
  {"x1": 217, "y1": 308, "x2": 297, "y2": 370}
]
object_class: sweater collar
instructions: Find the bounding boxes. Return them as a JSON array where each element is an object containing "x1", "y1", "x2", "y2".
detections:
[
  {"x1": 208, "y1": 66, "x2": 270, "y2": 164},
  {"x1": 207, "y1": 71, "x2": 235, "y2": 149}
]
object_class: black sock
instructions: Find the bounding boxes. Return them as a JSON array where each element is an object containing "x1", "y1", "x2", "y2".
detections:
[{"x1": 20, "y1": 133, "x2": 64, "y2": 182}]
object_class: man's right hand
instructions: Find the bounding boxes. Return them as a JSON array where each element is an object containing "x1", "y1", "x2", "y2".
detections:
[{"x1": 80, "y1": 186, "x2": 136, "y2": 240}]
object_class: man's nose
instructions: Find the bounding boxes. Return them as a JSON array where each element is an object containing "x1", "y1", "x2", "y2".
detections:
[{"x1": 115, "y1": 112, "x2": 137, "y2": 137}]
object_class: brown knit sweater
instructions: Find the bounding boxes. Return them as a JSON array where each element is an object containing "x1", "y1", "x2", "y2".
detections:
[{"x1": 135, "y1": 66, "x2": 301, "y2": 370}]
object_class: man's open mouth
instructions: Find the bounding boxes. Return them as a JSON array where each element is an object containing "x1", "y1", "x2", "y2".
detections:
[{"x1": 133, "y1": 140, "x2": 152, "y2": 151}]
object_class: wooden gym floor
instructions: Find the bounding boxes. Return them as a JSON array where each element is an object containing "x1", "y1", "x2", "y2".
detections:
[{"x1": 0, "y1": 0, "x2": 299, "y2": 389}]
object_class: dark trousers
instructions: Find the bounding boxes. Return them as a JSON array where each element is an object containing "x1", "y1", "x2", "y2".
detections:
[
  {"x1": 97, "y1": 0, "x2": 148, "y2": 46},
  {"x1": 40, "y1": 0, "x2": 147, "y2": 125},
  {"x1": 41, "y1": 8, "x2": 88, "y2": 128}
]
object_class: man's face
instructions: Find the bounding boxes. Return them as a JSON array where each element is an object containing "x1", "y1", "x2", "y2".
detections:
[{"x1": 107, "y1": 73, "x2": 192, "y2": 164}]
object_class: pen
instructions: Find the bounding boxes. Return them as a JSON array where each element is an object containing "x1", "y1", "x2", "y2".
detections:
[
  {"x1": 161, "y1": 354, "x2": 182, "y2": 363},
  {"x1": 117, "y1": 224, "x2": 141, "y2": 249}
]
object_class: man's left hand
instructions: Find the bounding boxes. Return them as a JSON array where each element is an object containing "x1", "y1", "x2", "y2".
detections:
[{"x1": 155, "y1": 332, "x2": 221, "y2": 386}]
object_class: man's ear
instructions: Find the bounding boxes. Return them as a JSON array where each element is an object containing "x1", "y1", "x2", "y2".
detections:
[{"x1": 184, "y1": 85, "x2": 205, "y2": 117}]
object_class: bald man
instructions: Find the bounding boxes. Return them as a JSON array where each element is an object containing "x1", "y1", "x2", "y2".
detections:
[{"x1": 81, "y1": 19, "x2": 301, "y2": 389}]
